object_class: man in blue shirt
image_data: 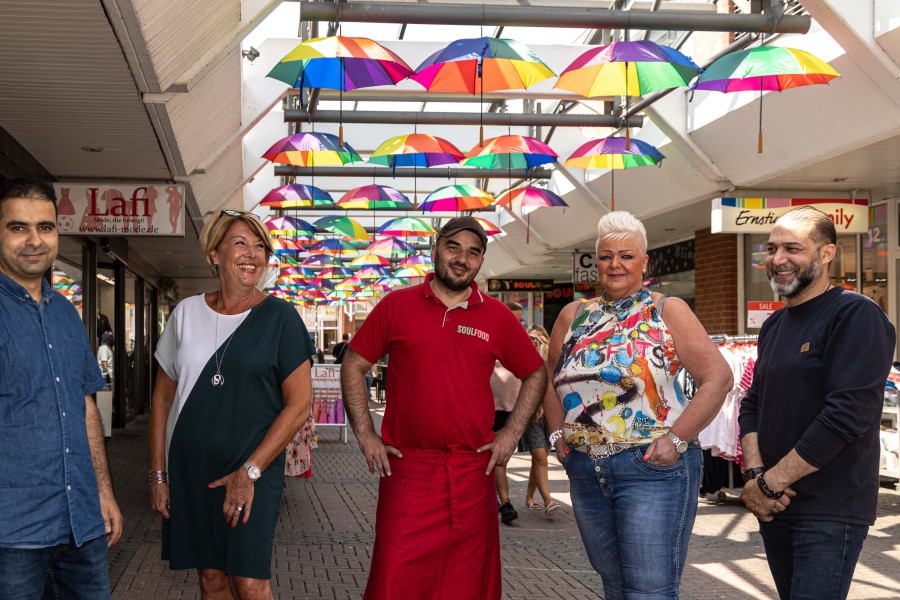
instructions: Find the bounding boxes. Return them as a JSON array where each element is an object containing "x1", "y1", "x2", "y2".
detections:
[
  {"x1": 0, "y1": 179, "x2": 122, "y2": 597},
  {"x1": 739, "y1": 206, "x2": 895, "y2": 600}
]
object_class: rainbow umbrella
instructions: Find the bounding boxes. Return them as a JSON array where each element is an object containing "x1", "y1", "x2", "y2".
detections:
[
  {"x1": 694, "y1": 46, "x2": 840, "y2": 153},
  {"x1": 259, "y1": 184, "x2": 334, "y2": 209},
  {"x1": 318, "y1": 267, "x2": 354, "y2": 280},
  {"x1": 419, "y1": 184, "x2": 495, "y2": 212},
  {"x1": 271, "y1": 238, "x2": 302, "y2": 254},
  {"x1": 282, "y1": 266, "x2": 316, "y2": 280},
  {"x1": 349, "y1": 253, "x2": 392, "y2": 268},
  {"x1": 495, "y1": 185, "x2": 569, "y2": 244},
  {"x1": 366, "y1": 236, "x2": 418, "y2": 257},
  {"x1": 267, "y1": 36, "x2": 415, "y2": 144},
  {"x1": 461, "y1": 135, "x2": 557, "y2": 170},
  {"x1": 309, "y1": 239, "x2": 358, "y2": 258},
  {"x1": 376, "y1": 276, "x2": 409, "y2": 288},
  {"x1": 398, "y1": 255, "x2": 433, "y2": 268},
  {"x1": 394, "y1": 266, "x2": 429, "y2": 279},
  {"x1": 474, "y1": 217, "x2": 503, "y2": 237},
  {"x1": 315, "y1": 215, "x2": 369, "y2": 241},
  {"x1": 301, "y1": 254, "x2": 343, "y2": 268},
  {"x1": 335, "y1": 276, "x2": 364, "y2": 291},
  {"x1": 378, "y1": 217, "x2": 437, "y2": 237},
  {"x1": 265, "y1": 216, "x2": 317, "y2": 237},
  {"x1": 564, "y1": 137, "x2": 664, "y2": 210},
  {"x1": 411, "y1": 37, "x2": 554, "y2": 144},
  {"x1": 336, "y1": 184, "x2": 412, "y2": 209},
  {"x1": 356, "y1": 266, "x2": 389, "y2": 279},
  {"x1": 368, "y1": 133, "x2": 465, "y2": 169},
  {"x1": 262, "y1": 132, "x2": 361, "y2": 167}
]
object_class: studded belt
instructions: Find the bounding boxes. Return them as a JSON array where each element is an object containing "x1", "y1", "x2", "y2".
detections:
[{"x1": 574, "y1": 443, "x2": 629, "y2": 459}]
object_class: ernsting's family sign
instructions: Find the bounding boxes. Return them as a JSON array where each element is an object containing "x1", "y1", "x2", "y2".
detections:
[
  {"x1": 53, "y1": 183, "x2": 186, "y2": 236},
  {"x1": 711, "y1": 197, "x2": 869, "y2": 234}
]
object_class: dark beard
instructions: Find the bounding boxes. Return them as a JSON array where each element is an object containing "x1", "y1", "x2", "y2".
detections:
[{"x1": 434, "y1": 262, "x2": 472, "y2": 292}]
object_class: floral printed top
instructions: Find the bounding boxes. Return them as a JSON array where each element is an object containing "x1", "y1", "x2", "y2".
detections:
[{"x1": 552, "y1": 288, "x2": 687, "y2": 447}]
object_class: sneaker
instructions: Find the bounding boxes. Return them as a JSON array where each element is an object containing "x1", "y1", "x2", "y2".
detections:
[{"x1": 499, "y1": 501, "x2": 518, "y2": 524}]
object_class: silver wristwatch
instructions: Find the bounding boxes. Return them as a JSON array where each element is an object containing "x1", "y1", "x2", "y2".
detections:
[
  {"x1": 664, "y1": 431, "x2": 688, "y2": 454},
  {"x1": 244, "y1": 462, "x2": 261, "y2": 481}
]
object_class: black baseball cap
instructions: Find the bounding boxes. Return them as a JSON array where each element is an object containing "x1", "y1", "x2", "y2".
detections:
[{"x1": 437, "y1": 216, "x2": 488, "y2": 252}]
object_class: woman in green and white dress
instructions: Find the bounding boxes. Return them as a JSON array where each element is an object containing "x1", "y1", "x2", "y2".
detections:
[{"x1": 148, "y1": 210, "x2": 313, "y2": 598}]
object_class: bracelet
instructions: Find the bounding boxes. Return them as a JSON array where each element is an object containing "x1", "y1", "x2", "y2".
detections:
[
  {"x1": 148, "y1": 470, "x2": 168, "y2": 485},
  {"x1": 548, "y1": 429, "x2": 564, "y2": 446},
  {"x1": 756, "y1": 472, "x2": 784, "y2": 500}
]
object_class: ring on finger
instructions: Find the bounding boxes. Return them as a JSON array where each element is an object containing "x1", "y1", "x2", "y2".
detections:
[{"x1": 237, "y1": 505, "x2": 243, "y2": 512}]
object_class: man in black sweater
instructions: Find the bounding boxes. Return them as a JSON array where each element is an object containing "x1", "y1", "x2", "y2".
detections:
[{"x1": 739, "y1": 206, "x2": 895, "y2": 600}]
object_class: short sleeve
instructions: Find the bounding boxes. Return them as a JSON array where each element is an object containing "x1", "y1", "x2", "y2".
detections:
[
  {"x1": 154, "y1": 305, "x2": 180, "y2": 381},
  {"x1": 277, "y1": 302, "x2": 315, "y2": 383},
  {"x1": 349, "y1": 293, "x2": 393, "y2": 364}
]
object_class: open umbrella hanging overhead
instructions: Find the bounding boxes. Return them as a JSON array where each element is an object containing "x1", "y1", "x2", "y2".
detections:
[
  {"x1": 259, "y1": 184, "x2": 334, "y2": 209},
  {"x1": 262, "y1": 132, "x2": 361, "y2": 167},
  {"x1": 473, "y1": 217, "x2": 503, "y2": 237},
  {"x1": 419, "y1": 184, "x2": 495, "y2": 212},
  {"x1": 336, "y1": 184, "x2": 412, "y2": 209},
  {"x1": 368, "y1": 134, "x2": 466, "y2": 206},
  {"x1": 349, "y1": 253, "x2": 392, "y2": 268},
  {"x1": 411, "y1": 37, "x2": 554, "y2": 145},
  {"x1": 461, "y1": 135, "x2": 558, "y2": 170},
  {"x1": 267, "y1": 36, "x2": 415, "y2": 145},
  {"x1": 564, "y1": 137, "x2": 664, "y2": 210},
  {"x1": 693, "y1": 46, "x2": 839, "y2": 153},
  {"x1": 554, "y1": 40, "x2": 701, "y2": 149},
  {"x1": 495, "y1": 185, "x2": 568, "y2": 244},
  {"x1": 314, "y1": 215, "x2": 370, "y2": 242},
  {"x1": 377, "y1": 217, "x2": 437, "y2": 237},
  {"x1": 264, "y1": 216, "x2": 317, "y2": 237},
  {"x1": 366, "y1": 236, "x2": 418, "y2": 258}
]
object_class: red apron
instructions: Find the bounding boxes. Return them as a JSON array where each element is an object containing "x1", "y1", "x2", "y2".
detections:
[{"x1": 364, "y1": 447, "x2": 501, "y2": 600}]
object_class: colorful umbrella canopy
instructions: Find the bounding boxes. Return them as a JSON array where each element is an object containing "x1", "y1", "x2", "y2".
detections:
[
  {"x1": 495, "y1": 185, "x2": 568, "y2": 244},
  {"x1": 349, "y1": 253, "x2": 392, "y2": 268},
  {"x1": 397, "y1": 255, "x2": 433, "y2": 267},
  {"x1": 564, "y1": 137, "x2": 664, "y2": 210},
  {"x1": 317, "y1": 267, "x2": 354, "y2": 280},
  {"x1": 356, "y1": 266, "x2": 389, "y2": 279},
  {"x1": 419, "y1": 184, "x2": 495, "y2": 212},
  {"x1": 268, "y1": 36, "x2": 415, "y2": 91},
  {"x1": 368, "y1": 133, "x2": 465, "y2": 169},
  {"x1": 366, "y1": 236, "x2": 418, "y2": 257},
  {"x1": 301, "y1": 254, "x2": 343, "y2": 268},
  {"x1": 262, "y1": 132, "x2": 361, "y2": 166},
  {"x1": 393, "y1": 266, "x2": 429, "y2": 278},
  {"x1": 259, "y1": 184, "x2": 334, "y2": 209},
  {"x1": 282, "y1": 266, "x2": 316, "y2": 280},
  {"x1": 412, "y1": 37, "x2": 554, "y2": 93},
  {"x1": 554, "y1": 40, "x2": 701, "y2": 98},
  {"x1": 376, "y1": 276, "x2": 409, "y2": 288},
  {"x1": 473, "y1": 217, "x2": 503, "y2": 237},
  {"x1": 694, "y1": 46, "x2": 840, "y2": 153},
  {"x1": 271, "y1": 238, "x2": 302, "y2": 254},
  {"x1": 267, "y1": 36, "x2": 415, "y2": 145},
  {"x1": 461, "y1": 135, "x2": 557, "y2": 170},
  {"x1": 335, "y1": 276, "x2": 364, "y2": 291},
  {"x1": 411, "y1": 37, "x2": 554, "y2": 145},
  {"x1": 315, "y1": 215, "x2": 370, "y2": 241},
  {"x1": 336, "y1": 184, "x2": 412, "y2": 209},
  {"x1": 309, "y1": 238, "x2": 359, "y2": 258},
  {"x1": 265, "y1": 216, "x2": 317, "y2": 237},
  {"x1": 378, "y1": 217, "x2": 437, "y2": 237}
]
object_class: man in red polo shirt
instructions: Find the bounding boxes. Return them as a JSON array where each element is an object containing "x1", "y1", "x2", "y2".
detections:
[{"x1": 341, "y1": 216, "x2": 547, "y2": 600}]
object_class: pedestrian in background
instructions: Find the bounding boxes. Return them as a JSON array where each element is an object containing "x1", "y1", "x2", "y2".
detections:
[
  {"x1": 0, "y1": 179, "x2": 122, "y2": 597},
  {"x1": 543, "y1": 210, "x2": 731, "y2": 600},
  {"x1": 739, "y1": 206, "x2": 895, "y2": 600}
]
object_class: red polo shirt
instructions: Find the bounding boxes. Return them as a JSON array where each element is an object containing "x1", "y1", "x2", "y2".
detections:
[{"x1": 350, "y1": 274, "x2": 544, "y2": 451}]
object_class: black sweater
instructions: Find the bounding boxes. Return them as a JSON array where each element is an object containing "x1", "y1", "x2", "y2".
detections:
[{"x1": 739, "y1": 287, "x2": 895, "y2": 525}]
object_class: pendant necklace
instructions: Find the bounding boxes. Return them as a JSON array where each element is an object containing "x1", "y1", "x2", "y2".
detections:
[{"x1": 212, "y1": 290, "x2": 256, "y2": 388}]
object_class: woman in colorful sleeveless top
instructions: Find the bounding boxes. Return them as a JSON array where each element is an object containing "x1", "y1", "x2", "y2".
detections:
[{"x1": 543, "y1": 211, "x2": 732, "y2": 599}]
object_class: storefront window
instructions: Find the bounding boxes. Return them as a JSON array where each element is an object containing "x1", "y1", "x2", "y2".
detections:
[
  {"x1": 647, "y1": 240, "x2": 695, "y2": 311},
  {"x1": 862, "y1": 203, "x2": 888, "y2": 313},
  {"x1": 830, "y1": 234, "x2": 858, "y2": 291},
  {"x1": 53, "y1": 261, "x2": 84, "y2": 314}
]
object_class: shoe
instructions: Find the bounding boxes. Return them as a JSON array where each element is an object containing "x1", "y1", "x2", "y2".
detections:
[
  {"x1": 525, "y1": 498, "x2": 543, "y2": 510},
  {"x1": 544, "y1": 500, "x2": 561, "y2": 516},
  {"x1": 499, "y1": 501, "x2": 518, "y2": 524}
]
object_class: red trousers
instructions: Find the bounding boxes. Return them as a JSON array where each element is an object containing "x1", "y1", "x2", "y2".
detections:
[{"x1": 364, "y1": 447, "x2": 501, "y2": 600}]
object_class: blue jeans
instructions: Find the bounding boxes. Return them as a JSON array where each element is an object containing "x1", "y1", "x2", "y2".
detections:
[
  {"x1": 0, "y1": 535, "x2": 110, "y2": 599},
  {"x1": 564, "y1": 446, "x2": 702, "y2": 600},
  {"x1": 759, "y1": 519, "x2": 868, "y2": 600}
]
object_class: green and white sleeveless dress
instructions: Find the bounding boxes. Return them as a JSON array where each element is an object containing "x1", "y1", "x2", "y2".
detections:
[{"x1": 155, "y1": 294, "x2": 313, "y2": 579}]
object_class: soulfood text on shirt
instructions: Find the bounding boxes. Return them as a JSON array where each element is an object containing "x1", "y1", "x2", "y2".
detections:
[{"x1": 457, "y1": 324, "x2": 490, "y2": 342}]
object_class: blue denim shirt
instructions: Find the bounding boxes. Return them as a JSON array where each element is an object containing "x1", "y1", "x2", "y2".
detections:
[{"x1": 0, "y1": 272, "x2": 106, "y2": 548}]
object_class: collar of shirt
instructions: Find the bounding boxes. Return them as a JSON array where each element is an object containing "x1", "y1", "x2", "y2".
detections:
[{"x1": 0, "y1": 271, "x2": 55, "y2": 304}]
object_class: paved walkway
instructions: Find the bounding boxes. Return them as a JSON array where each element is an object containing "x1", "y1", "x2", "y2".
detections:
[{"x1": 108, "y1": 405, "x2": 900, "y2": 599}]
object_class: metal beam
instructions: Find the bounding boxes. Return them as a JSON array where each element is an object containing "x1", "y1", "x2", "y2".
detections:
[
  {"x1": 285, "y1": 109, "x2": 643, "y2": 128},
  {"x1": 274, "y1": 166, "x2": 553, "y2": 178},
  {"x1": 294, "y1": 2, "x2": 810, "y2": 34}
]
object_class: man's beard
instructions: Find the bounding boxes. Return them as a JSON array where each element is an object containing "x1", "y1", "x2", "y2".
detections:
[
  {"x1": 767, "y1": 257, "x2": 821, "y2": 298},
  {"x1": 434, "y1": 260, "x2": 475, "y2": 292}
]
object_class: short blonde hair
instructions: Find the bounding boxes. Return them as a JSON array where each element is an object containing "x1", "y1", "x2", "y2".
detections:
[
  {"x1": 596, "y1": 211, "x2": 648, "y2": 256},
  {"x1": 199, "y1": 211, "x2": 274, "y2": 271}
]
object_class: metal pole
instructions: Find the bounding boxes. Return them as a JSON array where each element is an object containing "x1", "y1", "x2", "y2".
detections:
[
  {"x1": 293, "y1": 2, "x2": 810, "y2": 34},
  {"x1": 285, "y1": 109, "x2": 642, "y2": 128},
  {"x1": 273, "y1": 165, "x2": 553, "y2": 178}
]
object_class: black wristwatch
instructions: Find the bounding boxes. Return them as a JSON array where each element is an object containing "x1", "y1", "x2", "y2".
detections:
[{"x1": 742, "y1": 466, "x2": 765, "y2": 484}]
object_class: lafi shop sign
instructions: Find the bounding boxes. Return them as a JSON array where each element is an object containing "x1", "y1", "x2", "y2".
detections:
[
  {"x1": 53, "y1": 183, "x2": 185, "y2": 236},
  {"x1": 711, "y1": 198, "x2": 868, "y2": 234}
]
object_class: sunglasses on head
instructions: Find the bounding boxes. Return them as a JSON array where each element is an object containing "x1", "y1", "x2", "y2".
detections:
[{"x1": 221, "y1": 209, "x2": 260, "y2": 220}]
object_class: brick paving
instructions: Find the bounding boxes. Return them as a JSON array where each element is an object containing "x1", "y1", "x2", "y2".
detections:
[{"x1": 107, "y1": 405, "x2": 900, "y2": 599}]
